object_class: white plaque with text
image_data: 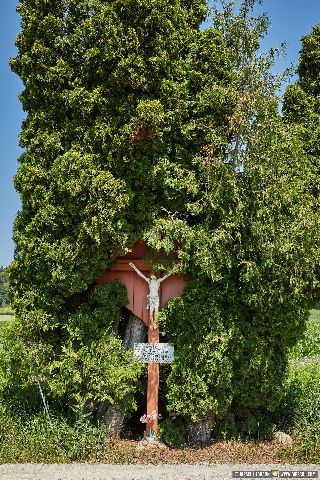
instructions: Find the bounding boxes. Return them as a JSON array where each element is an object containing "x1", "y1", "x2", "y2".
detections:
[{"x1": 133, "y1": 343, "x2": 174, "y2": 364}]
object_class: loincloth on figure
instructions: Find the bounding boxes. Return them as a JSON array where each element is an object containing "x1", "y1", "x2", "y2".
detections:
[{"x1": 147, "y1": 295, "x2": 160, "y2": 329}]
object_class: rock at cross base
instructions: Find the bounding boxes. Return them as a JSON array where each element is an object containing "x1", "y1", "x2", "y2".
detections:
[{"x1": 273, "y1": 431, "x2": 293, "y2": 446}]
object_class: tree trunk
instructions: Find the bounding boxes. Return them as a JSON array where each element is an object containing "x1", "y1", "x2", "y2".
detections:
[
  {"x1": 188, "y1": 415, "x2": 214, "y2": 445},
  {"x1": 101, "y1": 312, "x2": 147, "y2": 436},
  {"x1": 123, "y1": 311, "x2": 147, "y2": 349},
  {"x1": 96, "y1": 402, "x2": 126, "y2": 436}
]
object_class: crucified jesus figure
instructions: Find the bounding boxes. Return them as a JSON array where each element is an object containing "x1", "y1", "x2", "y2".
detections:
[{"x1": 129, "y1": 262, "x2": 173, "y2": 330}]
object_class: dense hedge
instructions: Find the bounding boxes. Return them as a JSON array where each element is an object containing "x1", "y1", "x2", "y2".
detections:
[{"x1": 6, "y1": 0, "x2": 320, "y2": 434}]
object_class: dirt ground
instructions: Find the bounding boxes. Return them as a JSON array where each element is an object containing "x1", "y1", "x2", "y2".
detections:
[
  {"x1": 0, "y1": 439, "x2": 318, "y2": 479},
  {"x1": 85, "y1": 438, "x2": 298, "y2": 464}
]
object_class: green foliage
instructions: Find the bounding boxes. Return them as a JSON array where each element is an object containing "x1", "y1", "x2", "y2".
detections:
[
  {"x1": 281, "y1": 27, "x2": 320, "y2": 454},
  {"x1": 45, "y1": 331, "x2": 144, "y2": 410},
  {"x1": 289, "y1": 309, "x2": 320, "y2": 359},
  {"x1": 154, "y1": 1, "x2": 320, "y2": 435},
  {"x1": 0, "y1": 283, "x2": 143, "y2": 414},
  {"x1": 161, "y1": 279, "x2": 289, "y2": 436},
  {"x1": 0, "y1": 406, "x2": 108, "y2": 463},
  {"x1": 275, "y1": 309, "x2": 320, "y2": 462},
  {"x1": 158, "y1": 417, "x2": 186, "y2": 448},
  {"x1": 293, "y1": 363, "x2": 320, "y2": 425},
  {"x1": 283, "y1": 24, "x2": 320, "y2": 192},
  {"x1": 160, "y1": 279, "x2": 234, "y2": 423},
  {"x1": 276, "y1": 361, "x2": 320, "y2": 464},
  {"x1": 0, "y1": 319, "x2": 38, "y2": 410},
  {"x1": 298, "y1": 25, "x2": 320, "y2": 97},
  {"x1": 9, "y1": 0, "x2": 209, "y2": 418},
  {"x1": 9, "y1": 0, "x2": 320, "y2": 436},
  {"x1": 0, "y1": 267, "x2": 10, "y2": 307},
  {"x1": 284, "y1": 420, "x2": 320, "y2": 464}
]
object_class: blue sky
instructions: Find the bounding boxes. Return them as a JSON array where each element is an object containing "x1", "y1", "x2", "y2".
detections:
[{"x1": 0, "y1": 0, "x2": 320, "y2": 267}]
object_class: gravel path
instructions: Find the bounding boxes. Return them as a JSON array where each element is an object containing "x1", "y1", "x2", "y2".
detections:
[{"x1": 0, "y1": 463, "x2": 318, "y2": 480}]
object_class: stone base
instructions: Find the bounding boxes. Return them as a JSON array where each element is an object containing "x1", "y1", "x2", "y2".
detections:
[{"x1": 138, "y1": 437, "x2": 167, "y2": 449}]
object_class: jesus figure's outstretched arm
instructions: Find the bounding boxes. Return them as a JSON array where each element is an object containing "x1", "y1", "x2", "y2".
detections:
[
  {"x1": 158, "y1": 273, "x2": 170, "y2": 284},
  {"x1": 129, "y1": 262, "x2": 149, "y2": 283}
]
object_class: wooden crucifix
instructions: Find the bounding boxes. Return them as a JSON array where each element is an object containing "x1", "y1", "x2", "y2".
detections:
[
  {"x1": 129, "y1": 262, "x2": 172, "y2": 438},
  {"x1": 97, "y1": 241, "x2": 186, "y2": 439}
]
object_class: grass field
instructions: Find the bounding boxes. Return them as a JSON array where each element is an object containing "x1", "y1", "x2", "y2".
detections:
[
  {"x1": 0, "y1": 306, "x2": 14, "y2": 316},
  {"x1": 289, "y1": 308, "x2": 320, "y2": 359},
  {"x1": 0, "y1": 306, "x2": 14, "y2": 329},
  {"x1": 0, "y1": 315, "x2": 14, "y2": 322}
]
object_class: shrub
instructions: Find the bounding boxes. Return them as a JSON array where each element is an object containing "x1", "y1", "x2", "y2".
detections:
[
  {"x1": 0, "y1": 284, "x2": 144, "y2": 416},
  {"x1": 279, "y1": 420, "x2": 320, "y2": 464},
  {"x1": 275, "y1": 314, "x2": 320, "y2": 463},
  {"x1": 276, "y1": 362, "x2": 320, "y2": 436},
  {"x1": 158, "y1": 418, "x2": 186, "y2": 448}
]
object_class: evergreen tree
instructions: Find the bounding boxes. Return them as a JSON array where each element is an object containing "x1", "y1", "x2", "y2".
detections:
[
  {"x1": 283, "y1": 24, "x2": 320, "y2": 184},
  {"x1": 154, "y1": 2, "x2": 320, "y2": 438},
  {"x1": 0, "y1": 267, "x2": 10, "y2": 307},
  {"x1": 8, "y1": 0, "x2": 213, "y2": 415},
  {"x1": 6, "y1": 0, "x2": 320, "y2": 439}
]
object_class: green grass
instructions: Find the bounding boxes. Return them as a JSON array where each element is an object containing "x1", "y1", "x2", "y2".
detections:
[
  {"x1": 0, "y1": 307, "x2": 15, "y2": 330},
  {"x1": 0, "y1": 407, "x2": 109, "y2": 463},
  {"x1": 277, "y1": 310, "x2": 320, "y2": 463},
  {"x1": 289, "y1": 309, "x2": 320, "y2": 359},
  {"x1": 0, "y1": 312, "x2": 13, "y2": 334},
  {"x1": 0, "y1": 315, "x2": 14, "y2": 322},
  {"x1": 0, "y1": 306, "x2": 14, "y2": 316}
]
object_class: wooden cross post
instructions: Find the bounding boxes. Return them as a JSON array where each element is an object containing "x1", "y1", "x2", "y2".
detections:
[
  {"x1": 146, "y1": 310, "x2": 160, "y2": 437},
  {"x1": 129, "y1": 262, "x2": 171, "y2": 439}
]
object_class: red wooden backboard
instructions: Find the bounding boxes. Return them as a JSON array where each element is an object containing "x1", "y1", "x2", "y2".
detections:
[{"x1": 97, "y1": 242, "x2": 186, "y2": 326}]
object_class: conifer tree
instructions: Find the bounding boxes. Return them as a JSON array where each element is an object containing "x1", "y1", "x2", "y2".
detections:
[
  {"x1": 283, "y1": 24, "x2": 320, "y2": 178},
  {"x1": 0, "y1": 268, "x2": 10, "y2": 307},
  {"x1": 154, "y1": 3, "x2": 320, "y2": 439},
  {"x1": 6, "y1": 0, "x2": 320, "y2": 440},
  {"x1": 8, "y1": 0, "x2": 213, "y2": 415}
]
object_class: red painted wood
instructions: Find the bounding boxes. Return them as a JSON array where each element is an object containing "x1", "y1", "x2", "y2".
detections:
[
  {"x1": 97, "y1": 242, "x2": 187, "y2": 326},
  {"x1": 161, "y1": 274, "x2": 186, "y2": 308},
  {"x1": 146, "y1": 324, "x2": 160, "y2": 436}
]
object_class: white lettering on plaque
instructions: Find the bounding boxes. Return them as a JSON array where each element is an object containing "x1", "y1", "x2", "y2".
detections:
[{"x1": 133, "y1": 343, "x2": 174, "y2": 364}]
